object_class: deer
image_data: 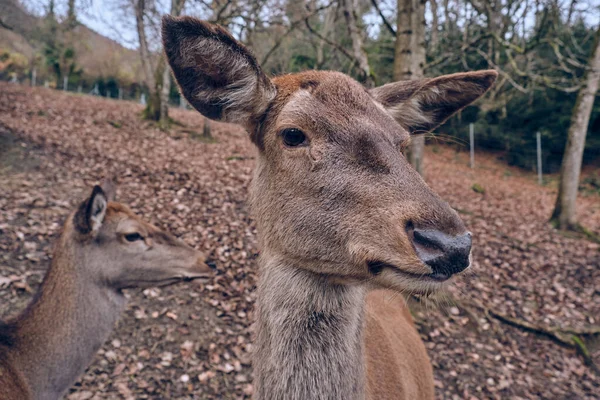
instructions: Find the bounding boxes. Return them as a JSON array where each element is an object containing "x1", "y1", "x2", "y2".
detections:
[
  {"x1": 163, "y1": 16, "x2": 497, "y2": 400},
  {"x1": 0, "y1": 181, "x2": 213, "y2": 400}
]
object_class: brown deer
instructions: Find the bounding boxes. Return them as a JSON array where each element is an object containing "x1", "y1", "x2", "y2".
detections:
[
  {"x1": 0, "y1": 181, "x2": 212, "y2": 400},
  {"x1": 163, "y1": 16, "x2": 497, "y2": 400}
]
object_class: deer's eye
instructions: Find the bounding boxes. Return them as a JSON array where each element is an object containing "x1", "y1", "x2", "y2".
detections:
[
  {"x1": 124, "y1": 233, "x2": 144, "y2": 242},
  {"x1": 281, "y1": 128, "x2": 307, "y2": 147}
]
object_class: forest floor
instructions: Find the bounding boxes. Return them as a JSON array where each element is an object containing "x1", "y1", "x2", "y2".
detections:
[{"x1": 0, "y1": 82, "x2": 599, "y2": 399}]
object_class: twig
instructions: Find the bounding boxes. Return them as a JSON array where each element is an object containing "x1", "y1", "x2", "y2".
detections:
[
  {"x1": 369, "y1": 0, "x2": 396, "y2": 36},
  {"x1": 303, "y1": 18, "x2": 359, "y2": 69},
  {"x1": 457, "y1": 299, "x2": 600, "y2": 375},
  {"x1": 261, "y1": 2, "x2": 335, "y2": 65}
]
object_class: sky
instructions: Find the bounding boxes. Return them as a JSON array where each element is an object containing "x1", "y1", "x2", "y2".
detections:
[
  {"x1": 78, "y1": 1, "x2": 140, "y2": 49},
  {"x1": 20, "y1": 0, "x2": 148, "y2": 49},
  {"x1": 20, "y1": 0, "x2": 600, "y2": 51}
]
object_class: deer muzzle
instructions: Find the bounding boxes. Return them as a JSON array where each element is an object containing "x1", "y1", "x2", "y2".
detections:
[{"x1": 411, "y1": 229, "x2": 472, "y2": 280}]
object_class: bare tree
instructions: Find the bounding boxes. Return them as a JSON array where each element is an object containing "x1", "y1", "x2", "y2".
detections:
[
  {"x1": 316, "y1": 5, "x2": 336, "y2": 68},
  {"x1": 394, "y1": 0, "x2": 426, "y2": 174},
  {"x1": 160, "y1": 0, "x2": 186, "y2": 123},
  {"x1": 341, "y1": 0, "x2": 375, "y2": 87},
  {"x1": 394, "y1": 0, "x2": 413, "y2": 81},
  {"x1": 66, "y1": 0, "x2": 77, "y2": 28},
  {"x1": 133, "y1": 0, "x2": 160, "y2": 120},
  {"x1": 430, "y1": 0, "x2": 439, "y2": 50},
  {"x1": 131, "y1": 0, "x2": 185, "y2": 124},
  {"x1": 551, "y1": 26, "x2": 600, "y2": 231}
]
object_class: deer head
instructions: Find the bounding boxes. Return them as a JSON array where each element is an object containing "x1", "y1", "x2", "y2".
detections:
[
  {"x1": 162, "y1": 16, "x2": 497, "y2": 294},
  {"x1": 71, "y1": 181, "x2": 212, "y2": 289}
]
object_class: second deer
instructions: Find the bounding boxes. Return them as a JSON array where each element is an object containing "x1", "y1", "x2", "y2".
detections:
[{"x1": 0, "y1": 181, "x2": 213, "y2": 400}]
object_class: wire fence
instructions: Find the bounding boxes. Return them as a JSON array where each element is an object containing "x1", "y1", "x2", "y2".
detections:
[
  {"x1": 0, "y1": 70, "x2": 187, "y2": 108},
  {"x1": 1, "y1": 71, "x2": 575, "y2": 181}
]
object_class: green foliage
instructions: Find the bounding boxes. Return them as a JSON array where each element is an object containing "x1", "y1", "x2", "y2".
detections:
[
  {"x1": 471, "y1": 183, "x2": 486, "y2": 194},
  {"x1": 425, "y1": 18, "x2": 600, "y2": 172},
  {"x1": 0, "y1": 49, "x2": 29, "y2": 79},
  {"x1": 297, "y1": 8, "x2": 600, "y2": 173},
  {"x1": 40, "y1": 2, "x2": 79, "y2": 87},
  {"x1": 436, "y1": 88, "x2": 600, "y2": 172}
]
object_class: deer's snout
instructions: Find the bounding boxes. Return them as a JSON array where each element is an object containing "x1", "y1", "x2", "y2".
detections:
[
  {"x1": 181, "y1": 250, "x2": 213, "y2": 278},
  {"x1": 205, "y1": 259, "x2": 218, "y2": 270},
  {"x1": 411, "y1": 229, "x2": 472, "y2": 279}
]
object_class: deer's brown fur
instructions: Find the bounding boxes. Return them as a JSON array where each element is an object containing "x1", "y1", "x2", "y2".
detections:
[
  {"x1": 0, "y1": 183, "x2": 212, "y2": 400},
  {"x1": 163, "y1": 16, "x2": 497, "y2": 399}
]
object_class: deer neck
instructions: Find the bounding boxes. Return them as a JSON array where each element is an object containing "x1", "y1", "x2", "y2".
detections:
[
  {"x1": 253, "y1": 257, "x2": 367, "y2": 400},
  {"x1": 7, "y1": 238, "x2": 126, "y2": 399}
]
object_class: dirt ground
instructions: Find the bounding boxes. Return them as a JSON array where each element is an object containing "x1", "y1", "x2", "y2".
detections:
[{"x1": 0, "y1": 82, "x2": 599, "y2": 399}]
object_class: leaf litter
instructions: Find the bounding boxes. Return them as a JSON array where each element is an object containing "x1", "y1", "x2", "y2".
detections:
[{"x1": 0, "y1": 83, "x2": 598, "y2": 399}]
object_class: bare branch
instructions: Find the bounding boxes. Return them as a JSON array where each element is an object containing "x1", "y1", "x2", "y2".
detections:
[
  {"x1": 369, "y1": 0, "x2": 396, "y2": 36},
  {"x1": 260, "y1": 2, "x2": 335, "y2": 65},
  {"x1": 304, "y1": 17, "x2": 359, "y2": 70}
]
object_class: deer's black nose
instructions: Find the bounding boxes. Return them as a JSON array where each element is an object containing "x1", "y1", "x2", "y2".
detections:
[
  {"x1": 411, "y1": 229, "x2": 472, "y2": 279},
  {"x1": 205, "y1": 260, "x2": 218, "y2": 270}
]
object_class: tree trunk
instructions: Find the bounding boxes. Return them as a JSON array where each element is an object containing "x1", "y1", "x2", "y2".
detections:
[
  {"x1": 203, "y1": 118, "x2": 212, "y2": 139},
  {"x1": 393, "y1": 0, "x2": 412, "y2": 81},
  {"x1": 430, "y1": 0, "x2": 439, "y2": 51},
  {"x1": 341, "y1": 0, "x2": 374, "y2": 87},
  {"x1": 160, "y1": 64, "x2": 170, "y2": 122},
  {"x1": 158, "y1": 0, "x2": 187, "y2": 123},
  {"x1": 567, "y1": 0, "x2": 578, "y2": 25},
  {"x1": 412, "y1": 0, "x2": 426, "y2": 78},
  {"x1": 134, "y1": 0, "x2": 155, "y2": 90},
  {"x1": 66, "y1": 0, "x2": 77, "y2": 28},
  {"x1": 409, "y1": 0, "x2": 426, "y2": 175},
  {"x1": 551, "y1": 27, "x2": 600, "y2": 230},
  {"x1": 316, "y1": 7, "x2": 336, "y2": 68},
  {"x1": 443, "y1": 0, "x2": 450, "y2": 33},
  {"x1": 134, "y1": 0, "x2": 160, "y2": 121},
  {"x1": 395, "y1": 0, "x2": 426, "y2": 175}
]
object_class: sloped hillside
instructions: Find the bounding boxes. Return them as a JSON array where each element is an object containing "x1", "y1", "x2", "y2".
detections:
[
  {"x1": 0, "y1": 0, "x2": 37, "y2": 58},
  {"x1": 69, "y1": 24, "x2": 142, "y2": 82},
  {"x1": 0, "y1": 0, "x2": 142, "y2": 83}
]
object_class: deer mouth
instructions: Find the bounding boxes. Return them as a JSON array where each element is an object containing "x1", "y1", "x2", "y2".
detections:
[
  {"x1": 181, "y1": 275, "x2": 211, "y2": 285},
  {"x1": 141, "y1": 273, "x2": 212, "y2": 288},
  {"x1": 179, "y1": 271, "x2": 212, "y2": 283},
  {"x1": 367, "y1": 260, "x2": 451, "y2": 283}
]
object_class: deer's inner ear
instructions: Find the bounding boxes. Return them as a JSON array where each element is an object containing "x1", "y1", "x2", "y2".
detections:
[
  {"x1": 370, "y1": 70, "x2": 498, "y2": 133},
  {"x1": 74, "y1": 185, "x2": 107, "y2": 234},
  {"x1": 162, "y1": 16, "x2": 276, "y2": 132}
]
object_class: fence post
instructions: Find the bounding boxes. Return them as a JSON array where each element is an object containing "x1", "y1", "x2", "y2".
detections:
[
  {"x1": 469, "y1": 123, "x2": 475, "y2": 169},
  {"x1": 63, "y1": 76, "x2": 68, "y2": 91},
  {"x1": 44, "y1": 80, "x2": 49, "y2": 88},
  {"x1": 118, "y1": 88, "x2": 123, "y2": 100},
  {"x1": 140, "y1": 93, "x2": 146, "y2": 105},
  {"x1": 78, "y1": 85, "x2": 82, "y2": 93},
  {"x1": 31, "y1": 68, "x2": 36, "y2": 87},
  {"x1": 536, "y1": 132, "x2": 543, "y2": 185}
]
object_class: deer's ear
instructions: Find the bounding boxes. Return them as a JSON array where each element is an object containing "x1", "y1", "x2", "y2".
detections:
[
  {"x1": 75, "y1": 185, "x2": 108, "y2": 235},
  {"x1": 162, "y1": 15, "x2": 276, "y2": 131},
  {"x1": 370, "y1": 70, "x2": 498, "y2": 134},
  {"x1": 100, "y1": 177, "x2": 117, "y2": 202}
]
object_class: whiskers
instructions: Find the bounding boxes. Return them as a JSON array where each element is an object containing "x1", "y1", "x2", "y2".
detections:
[{"x1": 408, "y1": 132, "x2": 468, "y2": 148}]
